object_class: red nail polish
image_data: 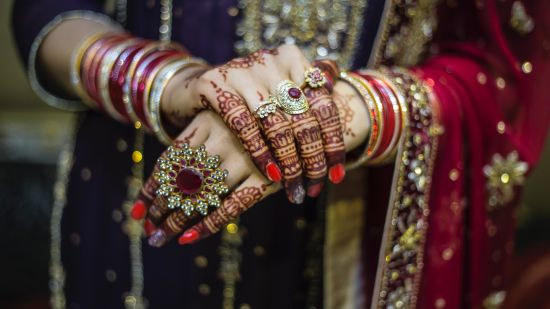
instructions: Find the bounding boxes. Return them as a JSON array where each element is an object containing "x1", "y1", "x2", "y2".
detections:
[
  {"x1": 328, "y1": 164, "x2": 346, "y2": 184},
  {"x1": 178, "y1": 230, "x2": 200, "y2": 245},
  {"x1": 307, "y1": 183, "x2": 324, "y2": 198},
  {"x1": 131, "y1": 200, "x2": 146, "y2": 220},
  {"x1": 143, "y1": 219, "x2": 156, "y2": 236},
  {"x1": 266, "y1": 162, "x2": 282, "y2": 182}
]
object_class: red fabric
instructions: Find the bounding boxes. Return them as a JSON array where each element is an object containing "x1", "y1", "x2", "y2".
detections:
[
  {"x1": 413, "y1": 0, "x2": 550, "y2": 308},
  {"x1": 356, "y1": 0, "x2": 549, "y2": 308}
]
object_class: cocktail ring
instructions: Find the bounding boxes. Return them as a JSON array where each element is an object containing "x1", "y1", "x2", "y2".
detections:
[
  {"x1": 302, "y1": 67, "x2": 327, "y2": 88},
  {"x1": 254, "y1": 95, "x2": 278, "y2": 118},
  {"x1": 274, "y1": 80, "x2": 309, "y2": 115},
  {"x1": 154, "y1": 143, "x2": 229, "y2": 216}
]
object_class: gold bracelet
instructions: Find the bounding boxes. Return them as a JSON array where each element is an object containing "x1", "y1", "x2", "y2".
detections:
[
  {"x1": 339, "y1": 72, "x2": 379, "y2": 169},
  {"x1": 97, "y1": 39, "x2": 141, "y2": 122},
  {"x1": 363, "y1": 69, "x2": 404, "y2": 165},
  {"x1": 147, "y1": 58, "x2": 207, "y2": 145},
  {"x1": 122, "y1": 41, "x2": 182, "y2": 127},
  {"x1": 70, "y1": 31, "x2": 112, "y2": 108}
]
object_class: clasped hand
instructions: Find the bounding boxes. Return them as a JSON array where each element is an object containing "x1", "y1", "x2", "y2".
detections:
[{"x1": 132, "y1": 44, "x2": 354, "y2": 247}]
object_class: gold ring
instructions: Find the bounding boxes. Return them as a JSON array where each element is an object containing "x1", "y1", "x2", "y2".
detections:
[
  {"x1": 302, "y1": 67, "x2": 327, "y2": 88},
  {"x1": 274, "y1": 80, "x2": 309, "y2": 115},
  {"x1": 154, "y1": 143, "x2": 229, "y2": 216},
  {"x1": 254, "y1": 95, "x2": 278, "y2": 118}
]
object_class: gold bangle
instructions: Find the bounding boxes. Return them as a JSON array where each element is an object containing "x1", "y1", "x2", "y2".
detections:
[
  {"x1": 147, "y1": 58, "x2": 207, "y2": 145},
  {"x1": 363, "y1": 69, "x2": 403, "y2": 165},
  {"x1": 339, "y1": 72, "x2": 375, "y2": 169},
  {"x1": 70, "y1": 31, "x2": 112, "y2": 108},
  {"x1": 97, "y1": 39, "x2": 141, "y2": 122},
  {"x1": 339, "y1": 72, "x2": 385, "y2": 168},
  {"x1": 123, "y1": 41, "x2": 182, "y2": 127}
]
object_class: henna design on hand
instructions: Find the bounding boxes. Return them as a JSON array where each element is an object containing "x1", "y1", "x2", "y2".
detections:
[
  {"x1": 260, "y1": 109, "x2": 303, "y2": 202},
  {"x1": 304, "y1": 87, "x2": 346, "y2": 167},
  {"x1": 191, "y1": 186, "x2": 265, "y2": 236},
  {"x1": 290, "y1": 111, "x2": 327, "y2": 184},
  {"x1": 217, "y1": 48, "x2": 279, "y2": 81},
  {"x1": 333, "y1": 93, "x2": 356, "y2": 137},
  {"x1": 202, "y1": 82, "x2": 274, "y2": 178}
]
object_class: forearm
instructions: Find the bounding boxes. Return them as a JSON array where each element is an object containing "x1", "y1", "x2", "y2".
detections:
[{"x1": 37, "y1": 19, "x2": 116, "y2": 98}]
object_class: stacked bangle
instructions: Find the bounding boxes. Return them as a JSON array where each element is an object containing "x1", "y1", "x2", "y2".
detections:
[
  {"x1": 147, "y1": 59, "x2": 205, "y2": 145},
  {"x1": 70, "y1": 32, "x2": 207, "y2": 143},
  {"x1": 339, "y1": 69, "x2": 409, "y2": 168}
]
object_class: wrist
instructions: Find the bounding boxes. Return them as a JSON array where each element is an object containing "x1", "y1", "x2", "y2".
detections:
[
  {"x1": 333, "y1": 81, "x2": 370, "y2": 153},
  {"x1": 161, "y1": 64, "x2": 209, "y2": 128}
]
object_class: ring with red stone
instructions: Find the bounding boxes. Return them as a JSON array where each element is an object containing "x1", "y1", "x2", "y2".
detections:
[
  {"x1": 154, "y1": 143, "x2": 229, "y2": 217},
  {"x1": 301, "y1": 67, "x2": 327, "y2": 89},
  {"x1": 274, "y1": 80, "x2": 309, "y2": 115},
  {"x1": 254, "y1": 95, "x2": 278, "y2": 119}
]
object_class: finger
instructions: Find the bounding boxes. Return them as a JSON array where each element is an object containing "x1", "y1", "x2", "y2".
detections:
[
  {"x1": 147, "y1": 125, "x2": 255, "y2": 247},
  {"x1": 133, "y1": 121, "x2": 209, "y2": 224},
  {"x1": 303, "y1": 86, "x2": 346, "y2": 186},
  {"x1": 289, "y1": 109, "x2": 326, "y2": 198},
  {"x1": 199, "y1": 80, "x2": 282, "y2": 183},
  {"x1": 178, "y1": 174, "x2": 280, "y2": 245},
  {"x1": 258, "y1": 109, "x2": 304, "y2": 203}
]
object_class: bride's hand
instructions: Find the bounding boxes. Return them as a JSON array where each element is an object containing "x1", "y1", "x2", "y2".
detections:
[
  {"x1": 162, "y1": 45, "x2": 346, "y2": 203},
  {"x1": 133, "y1": 80, "x2": 369, "y2": 247},
  {"x1": 137, "y1": 110, "x2": 280, "y2": 247}
]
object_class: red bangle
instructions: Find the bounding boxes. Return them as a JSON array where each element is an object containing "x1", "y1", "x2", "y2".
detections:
[
  {"x1": 109, "y1": 40, "x2": 149, "y2": 121},
  {"x1": 80, "y1": 34, "x2": 122, "y2": 109},
  {"x1": 361, "y1": 74, "x2": 396, "y2": 160},
  {"x1": 83, "y1": 36, "x2": 126, "y2": 111},
  {"x1": 130, "y1": 50, "x2": 179, "y2": 126}
]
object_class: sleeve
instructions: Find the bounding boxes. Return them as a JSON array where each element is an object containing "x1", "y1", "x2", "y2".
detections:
[{"x1": 11, "y1": 0, "x2": 122, "y2": 110}]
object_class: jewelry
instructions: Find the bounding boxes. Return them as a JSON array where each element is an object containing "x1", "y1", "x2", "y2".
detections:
[
  {"x1": 122, "y1": 41, "x2": 176, "y2": 126},
  {"x1": 154, "y1": 143, "x2": 229, "y2": 216},
  {"x1": 147, "y1": 58, "x2": 206, "y2": 145},
  {"x1": 366, "y1": 69, "x2": 406, "y2": 164},
  {"x1": 97, "y1": 39, "x2": 141, "y2": 123},
  {"x1": 254, "y1": 95, "x2": 278, "y2": 118},
  {"x1": 274, "y1": 80, "x2": 309, "y2": 115},
  {"x1": 340, "y1": 72, "x2": 384, "y2": 169},
  {"x1": 70, "y1": 31, "x2": 112, "y2": 109},
  {"x1": 302, "y1": 67, "x2": 327, "y2": 89}
]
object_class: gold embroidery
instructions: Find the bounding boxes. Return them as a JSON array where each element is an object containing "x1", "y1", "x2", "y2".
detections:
[
  {"x1": 483, "y1": 151, "x2": 528, "y2": 211},
  {"x1": 373, "y1": 68, "x2": 440, "y2": 309},
  {"x1": 50, "y1": 140, "x2": 76, "y2": 309},
  {"x1": 219, "y1": 221, "x2": 243, "y2": 309},
  {"x1": 235, "y1": 0, "x2": 367, "y2": 70},
  {"x1": 371, "y1": 0, "x2": 440, "y2": 67},
  {"x1": 510, "y1": 1, "x2": 534, "y2": 35}
]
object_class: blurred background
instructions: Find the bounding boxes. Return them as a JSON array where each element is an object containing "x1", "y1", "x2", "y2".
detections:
[{"x1": 1, "y1": 0, "x2": 549, "y2": 308}]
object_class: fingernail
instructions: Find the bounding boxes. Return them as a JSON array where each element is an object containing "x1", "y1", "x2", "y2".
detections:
[
  {"x1": 266, "y1": 162, "x2": 282, "y2": 182},
  {"x1": 143, "y1": 219, "x2": 156, "y2": 237},
  {"x1": 293, "y1": 184, "x2": 305, "y2": 204},
  {"x1": 328, "y1": 163, "x2": 346, "y2": 184},
  {"x1": 178, "y1": 230, "x2": 200, "y2": 245},
  {"x1": 307, "y1": 182, "x2": 324, "y2": 198},
  {"x1": 148, "y1": 229, "x2": 167, "y2": 247},
  {"x1": 131, "y1": 200, "x2": 146, "y2": 220}
]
